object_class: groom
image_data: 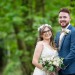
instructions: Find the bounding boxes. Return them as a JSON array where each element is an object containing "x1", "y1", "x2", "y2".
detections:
[{"x1": 55, "y1": 8, "x2": 75, "y2": 75}]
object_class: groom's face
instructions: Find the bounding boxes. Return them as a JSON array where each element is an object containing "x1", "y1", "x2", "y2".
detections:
[{"x1": 58, "y1": 12, "x2": 71, "y2": 28}]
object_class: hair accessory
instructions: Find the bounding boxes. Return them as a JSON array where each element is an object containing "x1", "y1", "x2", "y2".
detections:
[{"x1": 38, "y1": 24, "x2": 52, "y2": 31}]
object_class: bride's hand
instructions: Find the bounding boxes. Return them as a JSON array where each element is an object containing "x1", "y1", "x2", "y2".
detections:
[{"x1": 56, "y1": 66, "x2": 60, "y2": 71}]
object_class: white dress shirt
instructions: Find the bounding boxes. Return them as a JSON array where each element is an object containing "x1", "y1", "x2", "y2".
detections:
[{"x1": 59, "y1": 23, "x2": 70, "y2": 50}]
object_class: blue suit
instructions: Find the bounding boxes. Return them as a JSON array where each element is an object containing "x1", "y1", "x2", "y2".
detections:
[{"x1": 55, "y1": 25, "x2": 75, "y2": 75}]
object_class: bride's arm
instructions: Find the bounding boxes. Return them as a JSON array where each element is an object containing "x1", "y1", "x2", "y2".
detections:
[{"x1": 32, "y1": 41, "x2": 43, "y2": 69}]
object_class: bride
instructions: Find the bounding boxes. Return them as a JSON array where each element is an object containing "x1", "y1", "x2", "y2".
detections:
[{"x1": 32, "y1": 24, "x2": 58, "y2": 75}]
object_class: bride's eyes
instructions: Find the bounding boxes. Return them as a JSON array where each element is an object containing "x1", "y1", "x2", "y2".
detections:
[{"x1": 43, "y1": 30, "x2": 50, "y2": 33}]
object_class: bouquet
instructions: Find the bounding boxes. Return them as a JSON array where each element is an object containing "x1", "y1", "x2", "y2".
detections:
[{"x1": 39, "y1": 55, "x2": 64, "y2": 72}]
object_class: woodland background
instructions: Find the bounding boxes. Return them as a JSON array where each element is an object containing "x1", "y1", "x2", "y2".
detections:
[{"x1": 0, "y1": 0, "x2": 75, "y2": 75}]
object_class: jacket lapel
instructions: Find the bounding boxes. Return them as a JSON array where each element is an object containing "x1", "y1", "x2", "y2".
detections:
[
  {"x1": 57, "y1": 32, "x2": 61, "y2": 48},
  {"x1": 59, "y1": 25, "x2": 72, "y2": 50}
]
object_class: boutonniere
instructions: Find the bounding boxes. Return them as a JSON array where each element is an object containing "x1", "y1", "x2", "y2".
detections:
[{"x1": 62, "y1": 29, "x2": 71, "y2": 35}]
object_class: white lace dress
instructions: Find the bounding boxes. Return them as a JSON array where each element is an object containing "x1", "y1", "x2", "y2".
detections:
[{"x1": 33, "y1": 43, "x2": 58, "y2": 75}]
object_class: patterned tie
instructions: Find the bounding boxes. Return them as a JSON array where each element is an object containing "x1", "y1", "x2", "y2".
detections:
[{"x1": 59, "y1": 30, "x2": 66, "y2": 50}]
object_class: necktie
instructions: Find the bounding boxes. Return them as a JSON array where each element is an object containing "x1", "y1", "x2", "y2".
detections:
[{"x1": 59, "y1": 31, "x2": 65, "y2": 50}]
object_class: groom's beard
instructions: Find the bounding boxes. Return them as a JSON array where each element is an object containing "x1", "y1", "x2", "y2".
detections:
[{"x1": 60, "y1": 21, "x2": 69, "y2": 28}]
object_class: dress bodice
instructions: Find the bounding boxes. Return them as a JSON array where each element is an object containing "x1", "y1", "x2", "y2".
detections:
[
  {"x1": 33, "y1": 43, "x2": 58, "y2": 75},
  {"x1": 41, "y1": 43, "x2": 58, "y2": 58}
]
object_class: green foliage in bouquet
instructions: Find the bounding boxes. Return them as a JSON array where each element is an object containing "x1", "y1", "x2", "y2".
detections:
[
  {"x1": 39, "y1": 55, "x2": 64, "y2": 72},
  {"x1": 42, "y1": 60, "x2": 56, "y2": 72}
]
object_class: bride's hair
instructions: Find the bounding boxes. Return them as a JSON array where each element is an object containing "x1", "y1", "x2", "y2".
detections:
[{"x1": 37, "y1": 24, "x2": 57, "y2": 50}]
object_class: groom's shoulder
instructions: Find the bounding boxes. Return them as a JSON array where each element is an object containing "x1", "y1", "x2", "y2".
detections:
[
  {"x1": 56, "y1": 30, "x2": 61, "y2": 34},
  {"x1": 70, "y1": 26, "x2": 75, "y2": 34},
  {"x1": 71, "y1": 25, "x2": 75, "y2": 30}
]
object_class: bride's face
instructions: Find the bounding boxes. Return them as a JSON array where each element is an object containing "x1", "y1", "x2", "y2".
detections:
[{"x1": 41, "y1": 27, "x2": 52, "y2": 40}]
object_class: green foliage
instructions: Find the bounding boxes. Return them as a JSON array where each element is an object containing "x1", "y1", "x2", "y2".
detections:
[
  {"x1": 3, "y1": 61, "x2": 22, "y2": 75},
  {"x1": 0, "y1": 0, "x2": 75, "y2": 75}
]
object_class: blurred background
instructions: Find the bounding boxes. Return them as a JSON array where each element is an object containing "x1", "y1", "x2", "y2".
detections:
[{"x1": 0, "y1": 0, "x2": 75, "y2": 75}]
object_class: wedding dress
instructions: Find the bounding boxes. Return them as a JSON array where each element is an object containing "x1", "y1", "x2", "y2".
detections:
[{"x1": 33, "y1": 43, "x2": 58, "y2": 75}]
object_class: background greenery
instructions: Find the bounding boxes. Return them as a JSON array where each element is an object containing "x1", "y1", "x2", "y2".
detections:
[{"x1": 0, "y1": 0, "x2": 75, "y2": 75}]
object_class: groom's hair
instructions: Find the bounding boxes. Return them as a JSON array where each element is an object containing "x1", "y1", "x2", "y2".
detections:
[{"x1": 59, "y1": 8, "x2": 70, "y2": 15}]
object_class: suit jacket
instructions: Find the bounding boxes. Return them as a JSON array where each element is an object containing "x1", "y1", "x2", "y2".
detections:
[{"x1": 55, "y1": 25, "x2": 75, "y2": 74}]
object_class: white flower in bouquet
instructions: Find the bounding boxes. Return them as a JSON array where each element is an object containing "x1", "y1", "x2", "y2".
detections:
[
  {"x1": 39, "y1": 55, "x2": 64, "y2": 72},
  {"x1": 52, "y1": 56, "x2": 63, "y2": 67}
]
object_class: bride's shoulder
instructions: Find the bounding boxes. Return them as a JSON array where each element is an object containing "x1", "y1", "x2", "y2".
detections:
[
  {"x1": 37, "y1": 41, "x2": 43, "y2": 45},
  {"x1": 35, "y1": 41, "x2": 43, "y2": 49},
  {"x1": 37, "y1": 41, "x2": 43, "y2": 46}
]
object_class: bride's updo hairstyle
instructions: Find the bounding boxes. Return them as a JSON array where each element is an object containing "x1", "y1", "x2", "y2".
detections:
[{"x1": 37, "y1": 24, "x2": 57, "y2": 50}]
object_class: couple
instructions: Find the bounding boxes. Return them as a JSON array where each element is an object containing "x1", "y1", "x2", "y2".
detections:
[{"x1": 32, "y1": 8, "x2": 75, "y2": 75}]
